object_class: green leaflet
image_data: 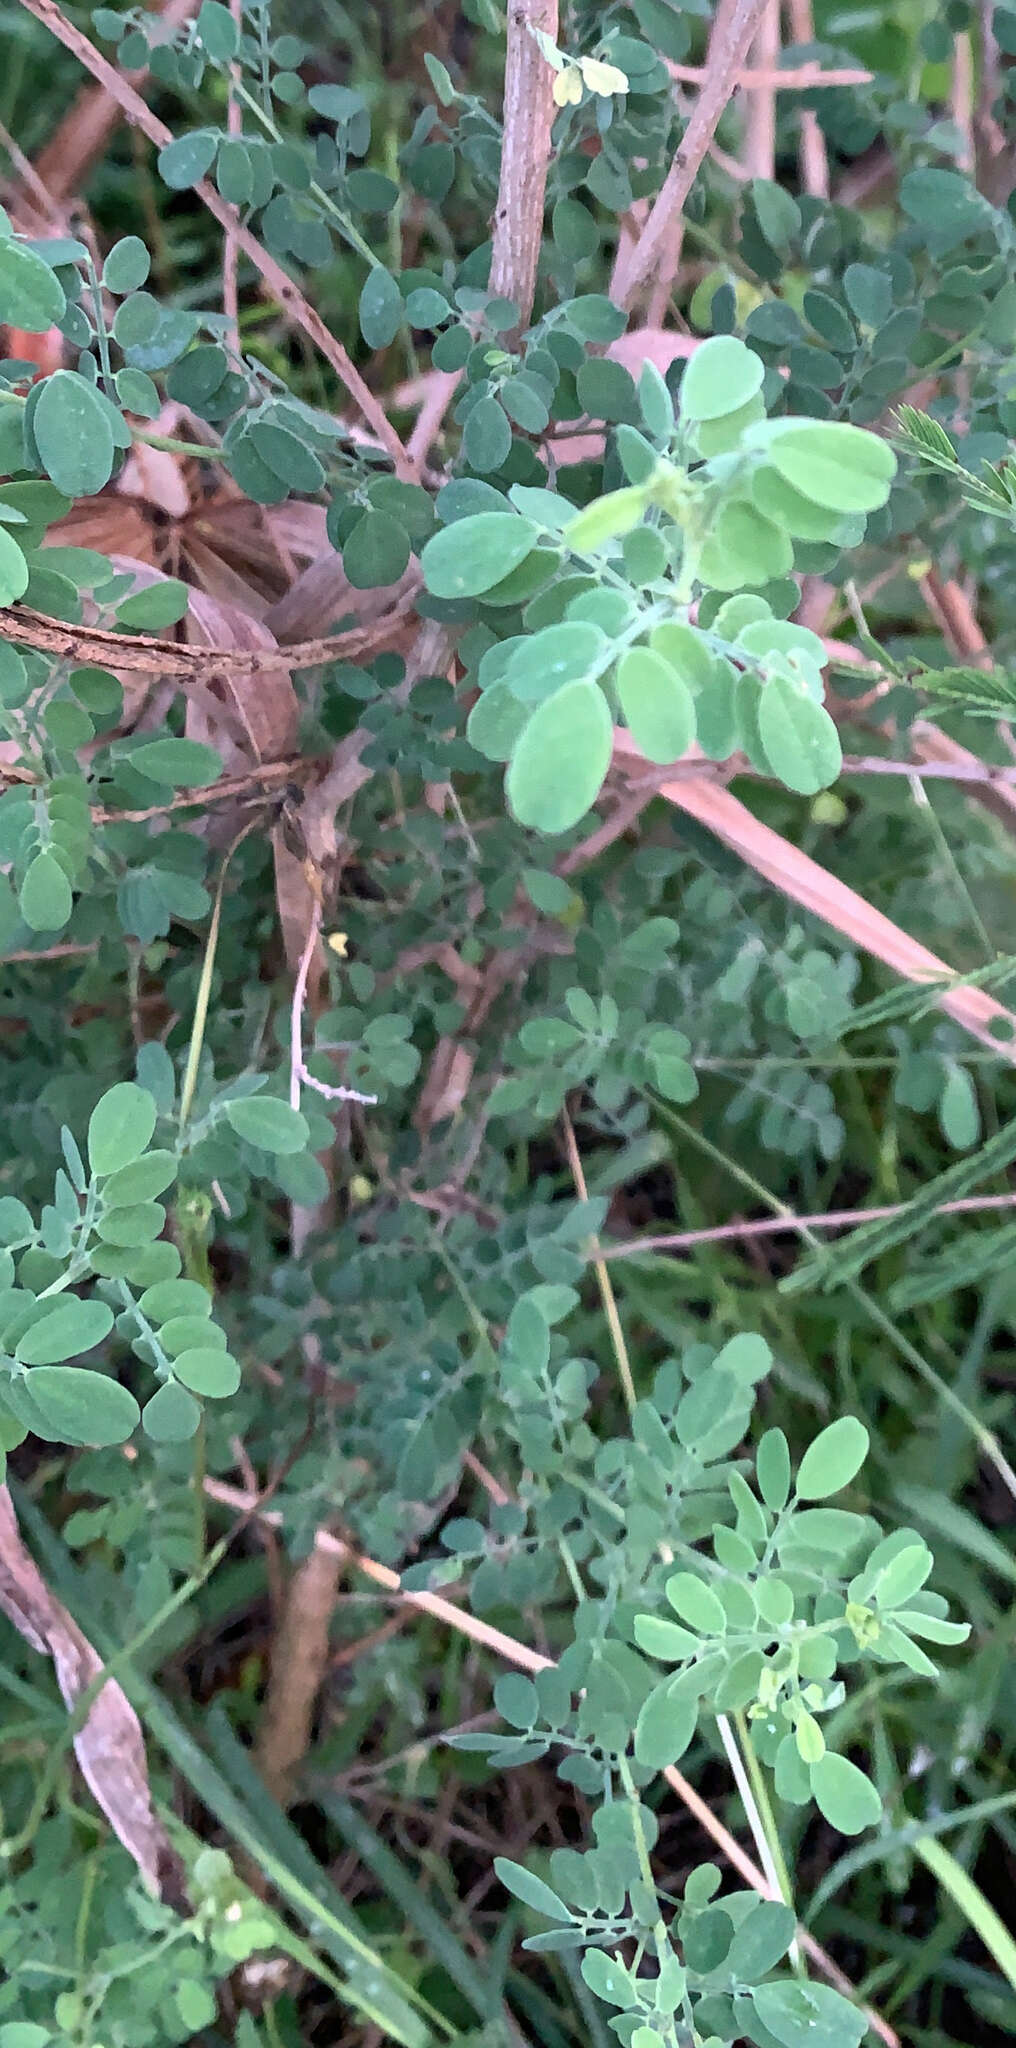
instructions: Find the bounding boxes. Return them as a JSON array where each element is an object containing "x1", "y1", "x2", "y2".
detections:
[
  {"x1": 506, "y1": 679, "x2": 613, "y2": 832},
  {"x1": 0, "y1": 236, "x2": 66, "y2": 331},
  {"x1": 32, "y1": 372, "x2": 118, "y2": 498},
  {"x1": 757, "y1": 672, "x2": 842, "y2": 794}
]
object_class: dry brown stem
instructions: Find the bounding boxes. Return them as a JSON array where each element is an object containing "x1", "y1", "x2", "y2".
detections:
[
  {"x1": 920, "y1": 568, "x2": 991, "y2": 666},
  {"x1": 0, "y1": 1485, "x2": 187, "y2": 1903},
  {"x1": 611, "y1": 730, "x2": 1016, "y2": 1060},
  {"x1": 742, "y1": 0, "x2": 779, "y2": 181},
  {"x1": 1, "y1": 597, "x2": 415, "y2": 678},
  {"x1": 602, "y1": 1192, "x2": 1016, "y2": 1262},
  {"x1": 785, "y1": 0, "x2": 829, "y2": 195},
  {"x1": 253, "y1": 1531, "x2": 344, "y2": 1805},
  {"x1": 666, "y1": 60, "x2": 871, "y2": 88},
  {"x1": 612, "y1": 0, "x2": 771, "y2": 310},
  {"x1": 489, "y1": 0, "x2": 559, "y2": 329}
]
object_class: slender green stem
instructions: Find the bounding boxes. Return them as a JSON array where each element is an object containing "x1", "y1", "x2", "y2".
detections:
[
  {"x1": 191, "y1": 1415, "x2": 207, "y2": 1574},
  {"x1": 617, "y1": 1753, "x2": 670, "y2": 1960},
  {"x1": 0, "y1": 384, "x2": 222, "y2": 461},
  {"x1": 83, "y1": 252, "x2": 116, "y2": 401},
  {"x1": 232, "y1": 78, "x2": 377, "y2": 268},
  {"x1": 733, "y1": 1709, "x2": 803, "y2": 1971},
  {"x1": 178, "y1": 818, "x2": 258, "y2": 1133},
  {"x1": 562, "y1": 1110, "x2": 638, "y2": 1417}
]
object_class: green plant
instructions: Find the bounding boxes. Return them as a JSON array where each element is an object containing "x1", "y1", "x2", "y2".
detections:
[{"x1": 0, "y1": 0, "x2": 1013, "y2": 2043}]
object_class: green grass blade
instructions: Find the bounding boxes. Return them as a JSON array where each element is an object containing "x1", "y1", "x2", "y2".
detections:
[
  {"x1": 323, "y1": 1792, "x2": 495, "y2": 2024},
  {"x1": 915, "y1": 1835, "x2": 1016, "y2": 1995}
]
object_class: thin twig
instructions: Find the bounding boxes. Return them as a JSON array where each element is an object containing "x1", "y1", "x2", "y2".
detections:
[
  {"x1": 840, "y1": 756, "x2": 1016, "y2": 785},
  {"x1": 919, "y1": 568, "x2": 991, "y2": 667},
  {"x1": 289, "y1": 904, "x2": 376, "y2": 1112},
  {"x1": 952, "y1": 30, "x2": 975, "y2": 174},
  {"x1": 2, "y1": 592, "x2": 418, "y2": 676},
  {"x1": 600, "y1": 1192, "x2": 1016, "y2": 1262},
  {"x1": 716, "y1": 1711, "x2": 789, "y2": 1911},
  {"x1": 785, "y1": 0, "x2": 829, "y2": 195},
  {"x1": 666, "y1": 60, "x2": 872, "y2": 88},
  {"x1": 613, "y1": 0, "x2": 771, "y2": 310},
  {"x1": 0, "y1": 114, "x2": 61, "y2": 216},
  {"x1": 16, "y1": 0, "x2": 416, "y2": 478},
  {"x1": 561, "y1": 1110, "x2": 638, "y2": 1417},
  {"x1": 742, "y1": 0, "x2": 779, "y2": 180},
  {"x1": 222, "y1": 0, "x2": 243, "y2": 328}
]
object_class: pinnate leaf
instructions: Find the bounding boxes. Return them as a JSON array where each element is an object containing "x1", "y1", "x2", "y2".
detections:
[
  {"x1": 172, "y1": 1348, "x2": 241, "y2": 1397},
  {"x1": 143, "y1": 1379, "x2": 202, "y2": 1442},
  {"x1": 16, "y1": 1300, "x2": 114, "y2": 1366},
  {"x1": 131, "y1": 739, "x2": 222, "y2": 788},
  {"x1": 758, "y1": 674, "x2": 841, "y2": 795},
  {"x1": 752, "y1": 1978, "x2": 866, "y2": 2048},
  {"x1": 19, "y1": 853, "x2": 72, "y2": 932},
  {"x1": 680, "y1": 336, "x2": 764, "y2": 422},
  {"x1": 0, "y1": 528, "x2": 29, "y2": 606},
  {"x1": 617, "y1": 646, "x2": 695, "y2": 763},
  {"x1": 224, "y1": 1097, "x2": 310, "y2": 1153},
  {"x1": 359, "y1": 266, "x2": 403, "y2": 347},
  {"x1": 748, "y1": 419, "x2": 896, "y2": 513},
  {"x1": 157, "y1": 130, "x2": 218, "y2": 190},
  {"x1": 494, "y1": 1857, "x2": 572, "y2": 1921},
  {"x1": 18, "y1": 1367, "x2": 139, "y2": 1446},
  {"x1": 634, "y1": 1684, "x2": 697, "y2": 1767}
]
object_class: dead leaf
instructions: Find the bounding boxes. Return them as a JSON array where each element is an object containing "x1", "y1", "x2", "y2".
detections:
[
  {"x1": 117, "y1": 442, "x2": 191, "y2": 522},
  {"x1": 0, "y1": 1484, "x2": 188, "y2": 1905},
  {"x1": 185, "y1": 588, "x2": 298, "y2": 766}
]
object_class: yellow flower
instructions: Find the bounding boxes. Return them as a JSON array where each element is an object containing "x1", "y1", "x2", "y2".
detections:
[
  {"x1": 579, "y1": 57, "x2": 629, "y2": 97},
  {"x1": 327, "y1": 930, "x2": 349, "y2": 957},
  {"x1": 552, "y1": 64, "x2": 583, "y2": 105}
]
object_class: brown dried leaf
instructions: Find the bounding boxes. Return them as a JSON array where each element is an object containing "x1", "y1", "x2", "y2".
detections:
[
  {"x1": 262, "y1": 530, "x2": 419, "y2": 644},
  {"x1": 117, "y1": 441, "x2": 191, "y2": 521},
  {"x1": 185, "y1": 588, "x2": 298, "y2": 766},
  {"x1": 0, "y1": 1485, "x2": 187, "y2": 1904}
]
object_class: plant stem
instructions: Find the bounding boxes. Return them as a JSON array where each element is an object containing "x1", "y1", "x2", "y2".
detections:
[
  {"x1": 178, "y1": 817, "x2": 258, "y2": 1134},
  {"x1": 561, "y1": 1110, "x2": 638, "y2": 1417},
  {"x1": 0, "y1": 383, "x2": 222, "y2": 460}
]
